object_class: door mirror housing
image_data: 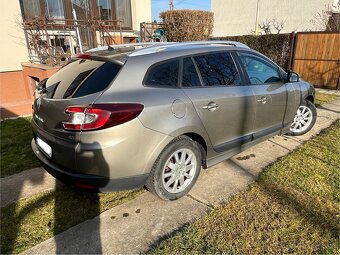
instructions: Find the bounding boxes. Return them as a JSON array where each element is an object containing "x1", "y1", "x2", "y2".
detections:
[{"x1": 287, "y1": 71, "x2": 300, "y2": 83}]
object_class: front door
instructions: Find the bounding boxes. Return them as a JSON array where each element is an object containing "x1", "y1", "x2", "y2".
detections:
[{"x1": 238, "y1": 52, "x2": 287, "y2": 139}]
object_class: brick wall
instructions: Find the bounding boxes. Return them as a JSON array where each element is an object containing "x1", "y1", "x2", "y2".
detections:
[{"x1": 0, "y1": 63, "x2": 60, "y2": 119}]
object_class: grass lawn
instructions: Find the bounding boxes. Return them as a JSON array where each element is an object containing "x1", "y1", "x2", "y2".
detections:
[
  {"x1": 0, "y1": 117, "x2": 40, "y2": 177},
  {"x1": 314, "y1": 92, "x2": 338, "y2": 107},
  {"x1": 151, "y1": 120, "x2": 340, "y2": 254},
  {"x1": 1, "y1": 186, "x2": 144, "y2": 254}
]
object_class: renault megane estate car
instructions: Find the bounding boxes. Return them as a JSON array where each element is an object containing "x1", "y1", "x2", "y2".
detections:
[{"x1": 31, "y1": 41, "x2": 316, "y2": 200}]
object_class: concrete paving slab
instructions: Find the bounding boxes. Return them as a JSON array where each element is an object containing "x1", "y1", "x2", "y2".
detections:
[
  {"x1": 0, "y1": 167, "x2": 55, "y2": 206},
  {"x1": 22, "y1": 192, "x2": 209, "y2": 254},
  {"x1": 188, "y1": 161, "x2": 255, "y2": 207}
]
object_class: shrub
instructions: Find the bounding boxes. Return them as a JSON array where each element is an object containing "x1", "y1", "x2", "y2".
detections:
[
  {"x1": 160, "y1": 10, "x2": 214, "y2": 42},
  {"x1": 213, "y1": 34, "x2": 291, "y2": 70}
]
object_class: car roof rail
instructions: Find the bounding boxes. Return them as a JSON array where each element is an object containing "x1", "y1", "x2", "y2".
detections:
[
  {"x1": 171, "y1": 40, "x2": 250, "y2": 48},
  {"x1": 129, "y1": 40, "x2": 250, "y2": 56},
  {"x1": 87, "y1": 41, "x2": 250, "y2": 57}
]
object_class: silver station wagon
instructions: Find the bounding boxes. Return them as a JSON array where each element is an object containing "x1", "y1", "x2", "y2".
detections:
[{"x1": 31, "y1": 41, "x2": 316, "y2": 200}]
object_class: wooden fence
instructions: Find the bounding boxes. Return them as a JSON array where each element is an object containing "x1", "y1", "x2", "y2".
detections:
[{"x1": 290, "y1": 32, "x2": 340, "y2": 90}]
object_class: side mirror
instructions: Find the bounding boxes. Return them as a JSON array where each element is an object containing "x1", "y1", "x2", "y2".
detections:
[{"x1": 287, "y1": 71, "x2": 300, "y2": 82}]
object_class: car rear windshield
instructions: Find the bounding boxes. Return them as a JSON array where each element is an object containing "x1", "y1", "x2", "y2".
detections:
[{"x1": 46, "y1": 59, "x2": 121, "y2": 99}]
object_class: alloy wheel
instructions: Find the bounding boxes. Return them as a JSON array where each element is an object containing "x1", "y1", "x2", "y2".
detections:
[
  {"x1": 161, "y1": 148, "x2": 197, "y2": 194},
  {"x1": 290, "y1": 105, "x2": 313, "y2": 133}
]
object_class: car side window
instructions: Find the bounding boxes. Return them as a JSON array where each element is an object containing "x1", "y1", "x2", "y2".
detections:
[
  {"x1": 145, "y1": 60, "x2": 179, "y2": 87},
  {"x1": 193, "y1": 52, "x2": 241, "y2": 86},
  {"x1": 182, "y1": 57, "x2": 201, "y2": 87},
  {"x1": 239, "y1": 53, "x2": 282, "y2": 85}
]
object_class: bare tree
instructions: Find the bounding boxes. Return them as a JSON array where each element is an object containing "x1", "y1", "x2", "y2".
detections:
[
  {"x1": 311, "y1": 3, "x2": 340, "y2": 32},
  {"x1": 258, "y1": 19, "x2": 285, "y2": 34},
  {"x1": 272, "y1": 19, "x2": 285, "y2": 34}
]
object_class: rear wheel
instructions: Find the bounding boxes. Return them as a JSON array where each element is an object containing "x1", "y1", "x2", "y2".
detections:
[
  {"x1": 287, "y1": 100, "x2": 317, "y2": 136},
  {"x1": 146, "y1": 136, "x2": 202, "y2": 200}
]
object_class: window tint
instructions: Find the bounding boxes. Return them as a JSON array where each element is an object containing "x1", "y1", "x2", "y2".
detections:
[
  {"x1": 74, "y1": 62, "x2": 121, "y2": 98},
  {"x1": 47, "y1": 59, "x2": 121, "y2": 99},
  {"x1": 145, "y1": 60, "x2": 179, "y2": 87},
  {"x1": 239, "y1": 53, "x2": 281, "y2": 85},
  {"x1": 193, "y1": 52, "x2": 241, "y2": 86},
  {"x1": 182, "y1": 57, "x2": 201, "y2": 87}
]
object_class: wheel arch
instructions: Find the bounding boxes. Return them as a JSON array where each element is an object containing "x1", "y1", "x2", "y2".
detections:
[
  {"x1": 305, "y1": 95, "x2": 314, "y2": 104},
  {"x1": 181, "y1": 132, "x2": 208, "y2": 168}
]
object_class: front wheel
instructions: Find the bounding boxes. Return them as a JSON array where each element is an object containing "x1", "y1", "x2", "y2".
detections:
[
  {"x1": 146, "y1": 136, "x2": 202, "y2": 200},
  {"x1": 287, "y1": 100, "x2": 317, "y2": 136}
]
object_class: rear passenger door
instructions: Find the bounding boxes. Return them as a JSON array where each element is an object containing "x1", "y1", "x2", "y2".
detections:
[
  {"x1": 238, "y1": 52, "x2": 287, "y2": 139},
  {"x1": 181, "y1": 51, "x2": 257, "y2": 152}
]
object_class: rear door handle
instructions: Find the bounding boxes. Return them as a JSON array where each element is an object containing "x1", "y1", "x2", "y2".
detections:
[
  {"x1": 202, "y1": 102, "x2": 219, "y2": 111},
  {"x1": 257, "y1": 96, "x2": 267, "y2": 104}
]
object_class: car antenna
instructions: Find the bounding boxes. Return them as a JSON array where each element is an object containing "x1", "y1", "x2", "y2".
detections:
[{"x1": 108, "y1": 45, "x2": 114, "y2": 51}]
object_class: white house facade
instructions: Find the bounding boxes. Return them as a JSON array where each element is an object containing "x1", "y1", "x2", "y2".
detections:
[{"x1": 212, "y1": 0, "x2": 338, "y2": 36}]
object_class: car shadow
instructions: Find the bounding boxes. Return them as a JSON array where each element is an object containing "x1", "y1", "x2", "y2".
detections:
[
  {"x1": 315, "y1": 104, "x2": 340, "y2": 114},
  {"x1": 1, "y1": 108, "x2": 107, "y2": 254},
  {"x1": 54, "y1": 141, "x2": 109, "y2": 253}
]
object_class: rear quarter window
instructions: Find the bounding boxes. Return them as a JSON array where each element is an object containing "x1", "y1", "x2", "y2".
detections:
[
  {"x1": 144, "y1": 60, "x2": 179, "y2": 87},
  {"x1": 47, "y1": 59, "x2": 121, "y2": 99}
]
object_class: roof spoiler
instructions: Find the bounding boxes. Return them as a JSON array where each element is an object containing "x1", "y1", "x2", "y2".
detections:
[{"x1": 86, "y1": 42, "x2": 176, "y2": 53}]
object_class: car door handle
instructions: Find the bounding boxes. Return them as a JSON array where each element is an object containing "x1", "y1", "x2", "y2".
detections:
[
  {"x1": 202, "y1": 102, "x2": 219, "y2": 111},
  {"x1": 257, "y1": 96, "x2": 267, "y2": 104}
]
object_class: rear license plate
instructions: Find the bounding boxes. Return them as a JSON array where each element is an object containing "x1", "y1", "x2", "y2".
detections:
[{"x1": 36, "y1": 137, "x2": 52, "y2": 158}]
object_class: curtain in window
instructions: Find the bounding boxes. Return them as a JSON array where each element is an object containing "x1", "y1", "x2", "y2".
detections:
[
  {"x1": 45, "y1": 0, "x2": 65, "y2": 19},
  {"x1": 21, "y1": 0, "x2": 41, "y2": 20},
  {"x1": 115, "y1": 0, "x2": 131, "y2": 28}
]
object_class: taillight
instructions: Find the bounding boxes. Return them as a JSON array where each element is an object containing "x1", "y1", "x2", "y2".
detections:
[{"x1": 63, "y1": 103, "x2": 144, "y2": 131}]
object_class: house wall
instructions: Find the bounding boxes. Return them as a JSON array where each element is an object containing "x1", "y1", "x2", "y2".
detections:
[
  {"x1": 131, "y1": 0, "x2": 152, "y2": 31},
  {"x1": 212, "y1": 0, "x2": 335, "y2": 36},
  {"x1": 0, "y1": 63, "x2": 60, "y2": 119},
  {"x1": 0, "y1": 1, "x2": 28, "y2": 72}
]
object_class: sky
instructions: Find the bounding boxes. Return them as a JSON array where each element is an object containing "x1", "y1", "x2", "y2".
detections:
[{"x1": 152, "y1": 0, "x2": 211, "y2": 21}]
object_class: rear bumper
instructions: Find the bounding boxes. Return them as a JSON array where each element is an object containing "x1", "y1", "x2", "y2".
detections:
[{"x1": 31, "y1": 138, "x2": 148, "y2": 191}]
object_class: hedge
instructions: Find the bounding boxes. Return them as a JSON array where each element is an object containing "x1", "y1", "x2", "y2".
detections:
[
  {"x1": 160, "y1": 10, "x2": 214, "y2": 42},
  {"x1": 213, "y1": 34, "x2": 291, "y2": 70}
]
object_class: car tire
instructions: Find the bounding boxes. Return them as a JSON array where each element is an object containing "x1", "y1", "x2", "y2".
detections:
[
  {"x1": 146, "y1": 136, "x2": 202, "y2": 200},
  {"x1": 286, "y1": 100, "x2": 317, "y2": 136}
]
